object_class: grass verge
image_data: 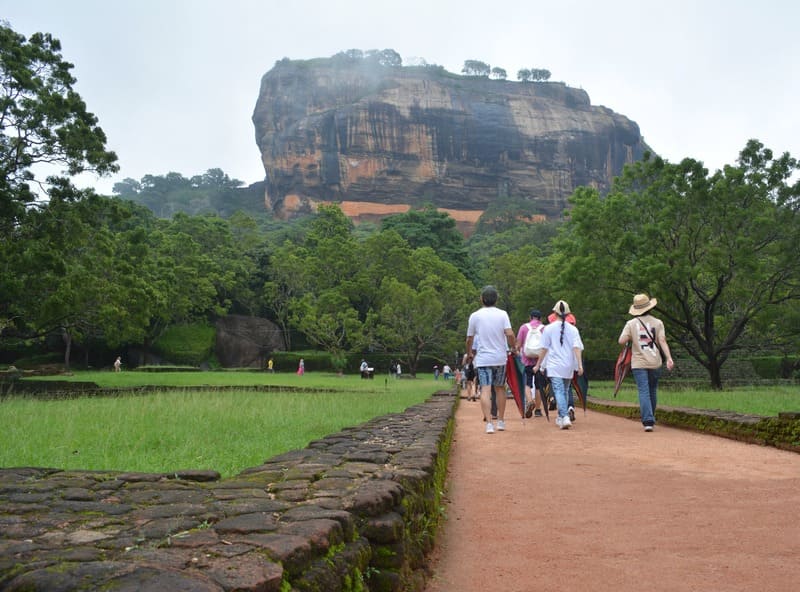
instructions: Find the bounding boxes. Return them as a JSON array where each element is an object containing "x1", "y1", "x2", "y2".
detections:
[{"x1": 590, "y1": 381, "x2": 800, "y2": 416}]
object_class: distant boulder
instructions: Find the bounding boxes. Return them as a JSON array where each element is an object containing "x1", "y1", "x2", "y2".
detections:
[{"x1": 215, "y1": 315, "x2": 285, "y2": 368}]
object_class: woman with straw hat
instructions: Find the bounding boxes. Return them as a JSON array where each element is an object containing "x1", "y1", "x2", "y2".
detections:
[{"x1": 618, "y1": 293, "x2": 675, "y2": 431}]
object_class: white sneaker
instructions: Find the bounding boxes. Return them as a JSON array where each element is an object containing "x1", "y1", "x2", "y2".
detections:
[
  {"x1": 486, "y1": 422, "x2": 495, "y2": 434},
  {"x1": 644, "y1": 425, "x2": 654, "y2": 432},
  {"x1": 568, "y1": 406, "x2": 576, "y2": 422},
  {"x1": 497, "y1": 420, "x2": 505, "y2": 431},
  {"x1": 555, "y1": 416, "x2": 563, "y2": 428},
  {"x1": 560, "y1": 415, "x2": 572, "y2": 430}
]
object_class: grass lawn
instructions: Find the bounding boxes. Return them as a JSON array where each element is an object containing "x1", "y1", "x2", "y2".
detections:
[
  {"x1": 3, "y1": 370, "x2": 798, "y2": 478},
  {"x1": 590, "y1": 380, "x2": 800, "y2": 417},
  {"x1": 1, "y1": 371, "x2": 451, "y2": 478}
]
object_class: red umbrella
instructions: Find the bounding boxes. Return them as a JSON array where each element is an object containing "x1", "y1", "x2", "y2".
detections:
[{"x1": 613, "y1": 344, "x2": 632, "y2": 397}]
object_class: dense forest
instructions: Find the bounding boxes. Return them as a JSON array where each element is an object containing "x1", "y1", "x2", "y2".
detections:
[{"x1": 2, "y1": 24, "x2": 800, "y2": 387}]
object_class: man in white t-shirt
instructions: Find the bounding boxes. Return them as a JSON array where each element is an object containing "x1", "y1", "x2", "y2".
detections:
[{"x1": 465, "y1": 286, "x2": 517, "y2": 434}]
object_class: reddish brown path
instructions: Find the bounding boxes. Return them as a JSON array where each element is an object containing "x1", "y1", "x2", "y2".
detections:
[{"x1": 424, "y1": 399, "x2": 800, "y2": 592}]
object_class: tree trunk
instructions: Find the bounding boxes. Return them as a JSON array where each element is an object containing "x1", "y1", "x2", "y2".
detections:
[
  {"x1": 62, "y1": 328, "x2": 72, "y2": 371},
  {"x1": 708, "y1": 357, "x2": 723, "y2": 390}
]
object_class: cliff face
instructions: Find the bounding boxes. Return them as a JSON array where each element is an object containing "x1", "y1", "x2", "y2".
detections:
[{"x1": 252, "y1": 57, "x2": 648, "y2": 229}]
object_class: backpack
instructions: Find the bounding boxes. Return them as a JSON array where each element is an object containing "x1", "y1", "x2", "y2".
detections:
[{"x1": 523, "y1": 323, "x2": 544, "y2": 358}]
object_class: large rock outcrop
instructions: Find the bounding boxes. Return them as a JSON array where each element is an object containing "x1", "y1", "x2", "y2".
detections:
[
  {"x1": 252, "y1": 55, "x2": 649, "y2": 231},
  {"x1": 215, "y1": 315, "x2": 285, "y2": 368}
]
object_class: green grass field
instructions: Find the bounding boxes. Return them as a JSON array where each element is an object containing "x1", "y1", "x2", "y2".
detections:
[
  {"x1": 0, "y1": 371, "x2": 447, "y2": 477},
  {"x1": 2, "y1": 370, "x2": 798, "y2": 478},
  {"x1": 592, "y1": 381, "x2": 800, "y2": 417}
]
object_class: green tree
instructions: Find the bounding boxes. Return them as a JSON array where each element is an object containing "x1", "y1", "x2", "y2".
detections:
[
  {"x1": 112, "y1": 177, "x2": 142, "y2": 197},
  {"x1": 291, "y1": 289, "x2": 363, "y2": 356},
  {"x1": 263, "y1": 205, "x2": 359, "y2": 351},
  {"x1": 380, "y1": 205, "x2": 474, "y2": 281},
  {"x1": 0, "y1": 25, "x2": 118, "y2": 230},
  {"x1": 114, "y1": 168, "x2": 251, "y2": 218},
  {"x1": 490, "y1": 67, "x2": 507, "y2": 80},
  {"x1": 190, "y1": 168, "x2": 243, "y2": 191},
  {"x1": 368, "y1": 247, "x2": 474, "y2": 375},
  {"x1": 262, "y1": 241, "x2": 312, "y2": 349},
  {"x1": 375, "y1": 49, "x2": 402, "y2": 68},
  {"x1": 530, "y1": 68, "x2": 551, "y2": 81},
  {"x1": 484, "y1": 248, "x2": 552, "y2": 323},
  {"x1": 558, "y1": 141, "x2": 800, "y2": 388},
  {"x1": 462, "y1": 60, "x2": 491, "y2": 77},
  {"x1": 517, "y1": 69, "x2": 531, "y2": 82},
  {"x1": 14, "y1": 187, "x2": 156, "y2": 368},
  {"x1": 163, "y1": 213, "x2": 256, "y2": 316},
  {"x1": 370, "y1": 278, "x2": 444, "y2": 376}
]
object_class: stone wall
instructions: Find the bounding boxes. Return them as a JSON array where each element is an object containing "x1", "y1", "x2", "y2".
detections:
[{"x1": 0, "y1": 391, "x2": 457, "y2": 591}]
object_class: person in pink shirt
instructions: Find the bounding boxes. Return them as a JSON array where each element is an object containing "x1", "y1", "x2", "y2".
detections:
[{"x1": 516, "y1": 309, "x2": 545, "y2": 417}]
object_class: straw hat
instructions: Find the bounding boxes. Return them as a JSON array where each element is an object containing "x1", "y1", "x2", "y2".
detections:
[{"x1": 628, "y1": 293, "x2": 657, "y2": 316}]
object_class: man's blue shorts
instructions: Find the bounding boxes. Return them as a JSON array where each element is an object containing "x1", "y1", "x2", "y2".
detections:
[{"x1": 477, "y1": 365, "x2": 506, "y2": 387}]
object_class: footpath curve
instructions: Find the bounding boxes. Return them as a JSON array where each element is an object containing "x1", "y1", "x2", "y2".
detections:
[{"x1": 424, "y1": 399, "x2": 800, "y2": 592}]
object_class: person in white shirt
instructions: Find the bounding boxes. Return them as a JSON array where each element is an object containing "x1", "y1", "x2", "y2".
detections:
[
  {"x1": 533, "y1": 300, "x2": 584, "y2": 430},
  {"x1": 465, "y1": 286, "x2": 517, "y2": 434}
]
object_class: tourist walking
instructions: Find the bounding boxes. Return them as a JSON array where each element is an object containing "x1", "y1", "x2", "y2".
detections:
[
  {"x1": 465, "y1": 285, "x2": 517, "y2": 434},
  {"x1": 548, "y1": 309, "x2": 579, "y2": 421},
  {"x1": 516, "y1": 309, "x2": 545, "y2": 417},
  {"x1": 533, "y1": 300, "x2": 584, "y2": 429},
  {"x1": 618, "y1": 293, "x2": 674, "y2": 431}
]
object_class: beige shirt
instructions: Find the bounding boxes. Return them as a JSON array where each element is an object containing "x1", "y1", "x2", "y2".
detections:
[{"x1": 619, "y1": 314, "x2": 664, "y2": 370}]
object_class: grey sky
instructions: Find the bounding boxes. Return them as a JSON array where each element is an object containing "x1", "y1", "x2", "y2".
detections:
[{"x1": 3, "y1": 0, "x2": 798, "y2": 195}]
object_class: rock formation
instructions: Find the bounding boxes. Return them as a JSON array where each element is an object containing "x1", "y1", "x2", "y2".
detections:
[
  {"x1": 252, "y1": 54, "x2": 650, "y2": 231},
  {"x1": 215, "y1": 315, "x2": 285, "y2": 368}
]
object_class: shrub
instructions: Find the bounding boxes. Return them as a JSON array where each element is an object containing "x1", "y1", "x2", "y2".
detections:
[
  {"x1": 152, "y1": 323, "x2": 215, "y2": 366},
  {"x1": 751, "y1": 356, "x2": 784, "y2": 379}
]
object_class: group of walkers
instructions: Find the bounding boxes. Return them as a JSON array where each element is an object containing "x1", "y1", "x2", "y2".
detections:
[{"x1": 465, "y1": 285, "x2": 674, "y2": 434}]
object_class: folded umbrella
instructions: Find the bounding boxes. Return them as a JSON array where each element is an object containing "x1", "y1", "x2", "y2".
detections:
[
  {"x1": 571, "y1": 371, "x2": 588, "y2": 414},
  {"x1": 505, "y1": 353, "x2": 527, "y2": 419},
  {"x1": 538, "y1": 372, "x2": 551, "y2": 422},
  {"x1": 613, "y1": 344, "x2": 632, "y2": 397}
]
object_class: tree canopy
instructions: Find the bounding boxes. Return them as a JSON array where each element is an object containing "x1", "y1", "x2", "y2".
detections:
[
  {"x1": 0, "y1": 25, "x2": 118, "y2": 230},
  {"x1": 556, "y1": 142, "x2": 800, "y2": 387},
  {"x1": 112, "y1": 169, "x2": 250, "y2": 218},
  {"x1": 380, "y1": 205, "x2": 475, "y2": 282},
  {"x1": 462, "y1": 60, "x2": 491, "y2": 77},
  {"x1": 517, "y1": 68, "x2": 551, "y2": 82}
]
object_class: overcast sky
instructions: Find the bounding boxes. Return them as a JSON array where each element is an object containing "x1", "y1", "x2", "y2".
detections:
[{"x1": 3, "y1": 0, "x2": 798, "y2": 195}]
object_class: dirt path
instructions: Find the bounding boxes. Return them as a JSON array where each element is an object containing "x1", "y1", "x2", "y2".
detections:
[{"x1": 424, "y1": 398, "x2": 800, "y2": 592}]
